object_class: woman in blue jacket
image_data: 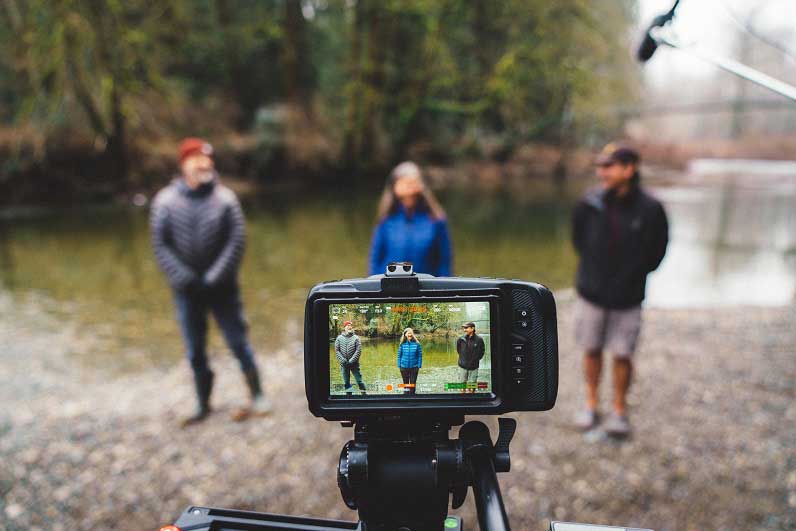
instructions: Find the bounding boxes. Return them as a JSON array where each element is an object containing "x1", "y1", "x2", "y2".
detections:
[
  {"x1": 397, "y1": 327, "x2": 422, "y2": 395},
  {"x1": 368, "y1": 161, "x2": 453, "y2": 277}
]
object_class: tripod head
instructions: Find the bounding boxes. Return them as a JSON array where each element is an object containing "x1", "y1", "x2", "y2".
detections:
[{"x1": 337, "y1": 416, "x2": 517, "y2": 531}]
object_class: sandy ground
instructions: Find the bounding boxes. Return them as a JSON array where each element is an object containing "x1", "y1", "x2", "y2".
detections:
[{"x1": 0, "y1": 290, "x2": 794, "y2": 531}]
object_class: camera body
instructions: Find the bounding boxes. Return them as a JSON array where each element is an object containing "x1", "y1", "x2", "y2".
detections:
[{"x1": 304, "y1": 267, "x2": 558, "y2": 421}]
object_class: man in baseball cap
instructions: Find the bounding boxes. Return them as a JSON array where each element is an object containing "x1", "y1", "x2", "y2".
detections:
[
  {"x1": 456, "y1": 322, "x2": 485, "y2": 393},
  {"x1": 571, "y1": 141, "x2": 669, "y2": 436},
  {"x1": 150, "y1": 137, "x2": 270, "y2": 426}
]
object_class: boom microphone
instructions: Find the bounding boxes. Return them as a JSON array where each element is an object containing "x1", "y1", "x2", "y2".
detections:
[
  {"x1": 637, "y1": 31, "x2": 659, "y2": 62},
  {"x1": 637, "y1": 0, "x2": 681, "y2": 63}
]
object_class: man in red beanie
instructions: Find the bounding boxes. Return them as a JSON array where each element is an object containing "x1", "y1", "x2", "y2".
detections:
[
  {"x1": 150, "y1": 138, "x2": 270, "y2": 426},
  {"x1": 334, "y1": 320, "x2": 366, "y2": 395}
]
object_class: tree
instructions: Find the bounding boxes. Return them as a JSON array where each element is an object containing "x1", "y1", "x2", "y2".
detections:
[{"x1": 3, "y1": 0, "x2": 185, "y2": 181}]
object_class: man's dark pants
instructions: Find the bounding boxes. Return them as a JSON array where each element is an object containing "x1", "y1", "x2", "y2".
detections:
[
  {"x1": 173, "y1": 283, "x2": 258, "y2": 408},
  {"x1": 341, "y1": 363, "x2": 365, "y2": 391}
]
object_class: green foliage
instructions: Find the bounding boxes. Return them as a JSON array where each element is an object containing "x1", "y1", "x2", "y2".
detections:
[
  {"x1": 7, "y1": 1, "x2": 173, "y2": 131},
  {"x1": 0, "y1": 0, "x2": 638, "y2": 182}
]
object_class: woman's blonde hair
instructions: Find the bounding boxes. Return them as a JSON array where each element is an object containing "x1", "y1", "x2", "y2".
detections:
[
  {"x1": 399, "y1": 327, "x2": 419, "y2": 345},
  {"x1": 376, "y1": 161, "x2": 446, "y2": 221}
]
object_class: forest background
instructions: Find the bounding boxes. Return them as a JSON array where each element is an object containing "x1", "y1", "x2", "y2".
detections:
[{"x1": 0, "y1": 0, "x2": 636, "y2": 204}]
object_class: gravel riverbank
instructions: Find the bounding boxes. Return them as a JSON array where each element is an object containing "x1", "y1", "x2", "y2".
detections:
[{"x1": 1, "y1": 291, "x2": 794, "y2": 531}]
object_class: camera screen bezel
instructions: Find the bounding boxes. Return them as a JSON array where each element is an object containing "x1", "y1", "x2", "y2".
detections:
[{"x1": 309, "y1": 292, "x2": 507, "y2": 416}]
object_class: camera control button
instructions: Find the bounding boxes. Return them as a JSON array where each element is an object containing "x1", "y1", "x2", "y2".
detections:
[
  {"x1": 514, "y1": 320, "x2": 530, "y2": 329},
  {"x1": 511, "y1": 343, "x2": 525, "y2": 352},
  {"x1": 511, "y1": 353, "x2": 524, "y2": 366},
  {"x1": 515, "y1": 308, "x2": 531, "y2": 320},
  {"x1": 512, "y1": 377, "x2": 526, "y2": 387},
  {"x1": 512, "y1": 367, "x2": 526, "y2": 377}
]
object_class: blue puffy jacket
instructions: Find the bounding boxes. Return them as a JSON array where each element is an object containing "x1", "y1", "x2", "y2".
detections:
[
  {"x1": 397, "y1": 340, "x2": 422, "y2": 369},
  {"x1": 368, "y1": 207, "x2": 452, "y2": 277}
]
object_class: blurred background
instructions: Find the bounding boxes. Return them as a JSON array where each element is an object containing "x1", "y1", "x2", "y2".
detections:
[{"x1": 0, "y1": 1, "x2": 794, "y2": 530}]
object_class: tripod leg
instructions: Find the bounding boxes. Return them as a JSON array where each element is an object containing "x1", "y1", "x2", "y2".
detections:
[
  {"x1": 468, "y1": 447, "x2": 511, "y2": 531},
  {"x1": 460, "y1": 421, "x2": 512, "y2": 531}
]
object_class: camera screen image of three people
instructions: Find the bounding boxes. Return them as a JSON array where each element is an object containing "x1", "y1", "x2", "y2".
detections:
[{"x1": 329, "y1": 301, "x2": 491, "y2": 396}]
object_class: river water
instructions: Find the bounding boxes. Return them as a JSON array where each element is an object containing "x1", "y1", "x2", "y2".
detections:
[
  {"x1": 647, "y1": 184, "x2": 796, "y2": 307},
  {"x1": 0, "y1": 189, "x2": 575, "y2": 371},
  {"x1": 647, "y1": 161, "x2": 796, "y2": 307},
  {"x1": 1, "y1": 167, "x2": 794, "y2": 370}
]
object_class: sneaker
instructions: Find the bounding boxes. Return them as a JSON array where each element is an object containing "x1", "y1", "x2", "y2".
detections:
[
  {"x1": 604, "y1": 413, "x2": 631, "y2": 437},
  {"x1": 230, "y1": 408, "x2": 249, "y2": 422},
  {"x1": 574, "y1": 409, "x2": 600, "y2": 431},
  {"x1": 250, "y1": 395, "x2": 272, "y2": 416},
  {"x1": 231, "y1": 396, "x2": 272, "y2": 422}
]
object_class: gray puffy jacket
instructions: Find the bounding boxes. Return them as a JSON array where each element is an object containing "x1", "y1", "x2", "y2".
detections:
[
  {"x1": 335, "y1": 332, "x2": 362, "y2": 365},
  {"x1": 150, "y1": 177, "x2": 245, "y2": 290}
]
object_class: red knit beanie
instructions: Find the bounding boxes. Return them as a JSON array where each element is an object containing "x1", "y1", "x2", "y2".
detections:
[{"x1": 179, "y1": 138, "x2": 213, "y2": 164}]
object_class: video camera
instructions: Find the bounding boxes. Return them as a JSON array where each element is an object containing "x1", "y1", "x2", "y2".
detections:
[
  {"x1": 304, "y1": 262, "x2": 558, "y2": 421},
  {"x1": 163, "y1": 265, "x2": 651, "y2": 531}
]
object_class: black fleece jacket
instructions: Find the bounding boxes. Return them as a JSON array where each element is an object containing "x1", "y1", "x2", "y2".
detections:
[
  {"x1": 456, "y1": 333, "x2": 485, "y2": 370},
  {"x1": 572, "y1": 184, "x2": 669, "y2": 309}
]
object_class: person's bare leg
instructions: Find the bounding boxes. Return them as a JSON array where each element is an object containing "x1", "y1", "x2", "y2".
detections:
[
  {"x1": 612, "y1": 358, "x2": 632, "y2": 416},
  {"x1": 574, "y1": 350, "x2": 603, "y2": 430},
  {"x1": 584, "y1": 350, "x2": 602, "y2": 411}
]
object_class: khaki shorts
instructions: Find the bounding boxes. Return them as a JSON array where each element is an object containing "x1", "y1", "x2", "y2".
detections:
[
  {"x1": 575, "y1": 296, "x2": 642, "y2": 358},
  {"x1": 458, "y1": 367, "x2": 479, "y2": 383}
]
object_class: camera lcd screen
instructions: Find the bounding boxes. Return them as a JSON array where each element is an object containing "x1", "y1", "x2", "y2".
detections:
[{"x1": 328, "y1": 301, "x2": 492, "y2": 396}]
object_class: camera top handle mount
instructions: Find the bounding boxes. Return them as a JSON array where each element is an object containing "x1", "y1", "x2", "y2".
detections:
[{"x1": 167, "y1": 417, "x2": 517, "y2": 531}]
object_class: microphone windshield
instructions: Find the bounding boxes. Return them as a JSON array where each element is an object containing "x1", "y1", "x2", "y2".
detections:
[{"x1": 637, "y1": 32, "x2": 659, "y2": 62}]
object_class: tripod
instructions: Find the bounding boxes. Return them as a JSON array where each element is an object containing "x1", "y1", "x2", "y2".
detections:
[{"x1": 166, "y1": 417, "x2": 518, "y2": 531}]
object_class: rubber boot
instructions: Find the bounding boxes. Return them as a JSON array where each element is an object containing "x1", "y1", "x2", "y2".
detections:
[
  {"x1": 244, "y1": 367, "x2": 263, "y2": 398},
  {"x1": 236, "y1": 368, "x2": 271, "y2": 419},
  {"x1": 182, "y1": 370, "x2": 213, "y2": 427}
]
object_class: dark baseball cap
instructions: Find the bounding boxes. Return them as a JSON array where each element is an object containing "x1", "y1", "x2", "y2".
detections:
[
  {"x1": 462, "y1": 322, "x2": 476, "y2": 328},
  {"x1": 595, "y1": 142, "x2": 640, "y2": 166}
]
